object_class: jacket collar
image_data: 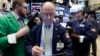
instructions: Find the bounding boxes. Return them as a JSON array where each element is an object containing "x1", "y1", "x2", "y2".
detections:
[
  {"x1": 36, "y1": 22, "x2": 59, "y2": 46},
  {"x1": 11, "y1": 12, "x2": 19, "y2": 20}
]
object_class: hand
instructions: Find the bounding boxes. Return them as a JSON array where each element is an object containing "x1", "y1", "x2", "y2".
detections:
[
  {"x1": 65, "y1": 33, "x2": 70, "y2": 38},
  {"x1": 66, "y1": 26, "x2": 73, "y2": 34},
  {"x1": 16, "y1": 26, "x2": 29, "y2": 39},
  {"x1": 32, "y1": 46, "x2": 44, "y2": 56},
  {"x1": 71, "y1": 32, "x2": 79, "y2": 38},
  {"x1": 66, "y1": 26, "x2": 72, "y2": 30}
]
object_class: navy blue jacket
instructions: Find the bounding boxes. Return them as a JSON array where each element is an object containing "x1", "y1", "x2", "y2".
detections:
[
  {"x1": 67, "y1": 19, "x2": 96, "y2": 55},
  {"x1": 25, "y1": 22, "x2": 73, "y2": 56}
]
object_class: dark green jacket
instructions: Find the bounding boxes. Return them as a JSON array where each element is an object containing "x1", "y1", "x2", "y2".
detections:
[{"x1": 0, "y1": 13, "x2": 26, "y2": 56}]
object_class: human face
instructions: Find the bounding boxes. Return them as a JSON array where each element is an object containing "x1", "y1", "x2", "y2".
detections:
[
  {"x1": 34, "y1": 17, "x2": 41, "y2": 24},
  {"x1": 41, "y1": 6, "x2": 55, "y2": 25},
  {"x1": 75, "y1": 12, "x2": 84, "y2": 21},
  {"x1": 18, "y1": 2, "x2": 28, "y2": 18}
]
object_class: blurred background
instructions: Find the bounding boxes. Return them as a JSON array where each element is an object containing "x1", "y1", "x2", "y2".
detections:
[{"x1": 0, "y1": 0, "x2": 100, "y2": 56}]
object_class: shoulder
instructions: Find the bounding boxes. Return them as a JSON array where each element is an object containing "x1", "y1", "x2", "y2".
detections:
[
  {"x1": 85, "y1": 21, "x2": 93, "y2": 26},
  {"x1": 0, "y1": 12, "x2": 12, "y2": 20},
  {"x1": 0, "y1": 13, "x2": 13, "y2": 23},
  {"x1": 0, "y1": 15, "x2": 8, "y2": 24},
  {"x1": 54, "y1": 22, "x2": 65, "y2": 32},
  {"x1": 84, "y1": 21, "x2": 95, "y2": 29}
]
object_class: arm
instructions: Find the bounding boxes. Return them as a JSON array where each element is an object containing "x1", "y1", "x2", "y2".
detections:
[
  {"x1": 60, "y1": 26, "x2": 73, "y2": 56},
  {"x1": 70, "y1": 23, "x2": 96, "y2": 43},
  {"x1": 83, "y1": 23, "x2": 96, "y2": 42},
  {"x1": 63, "y1": 33, "x2": 73, "y2": 56},
  {"x1": 0, "y1": 18, "x2": 11, "y2": 50},
  {"x1": 0, "y1": 16, "x2": 29, "y2": 50}
]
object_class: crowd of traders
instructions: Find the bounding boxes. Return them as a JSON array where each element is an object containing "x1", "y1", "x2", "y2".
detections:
[{"x1": 0, "y1": 0, "x2": 99, "y2": 56}]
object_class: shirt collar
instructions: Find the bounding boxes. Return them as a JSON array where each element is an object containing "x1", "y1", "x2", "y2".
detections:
[
  {"x1": 11, "y1": 11, "x2": 19, "y2": 20},
  {"x1": 43, "y1": 22, "x2": 53, "y2": 29}
]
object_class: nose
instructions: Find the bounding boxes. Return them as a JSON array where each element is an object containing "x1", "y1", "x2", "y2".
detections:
[
  {"x1": 47, "y1": 16, "x2": 50, "y2": 19},
  {"x1": 46, "y1": 14, "x2": 51, "y2": 19}
]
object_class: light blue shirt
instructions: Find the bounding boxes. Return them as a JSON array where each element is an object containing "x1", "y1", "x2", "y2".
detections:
[{"x1": 40, "y1": 23, "x2": 53, "y2": 56}]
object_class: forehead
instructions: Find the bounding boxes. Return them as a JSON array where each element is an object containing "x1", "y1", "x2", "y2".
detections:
[
  {"x1": 43, "y1": 7, "x2": 54, "y2": 11},
  {"x1": 42, "y1": 7, "x2": 55, "y2": 13},
  {"x1": 22, "y1": 2, "x2": 28, "y2": 6},
  {"x1": 42, "y1": 2, "x2": 55, "y2": 11},
  {"x1": 76, "y1": 12, "x2": 83, "y2": 15},
  {"x1": 42, "y1": 6, "x2": 55, "y2": 12}
]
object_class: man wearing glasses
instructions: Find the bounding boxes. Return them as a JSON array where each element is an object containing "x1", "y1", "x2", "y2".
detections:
[
  {"x1": 0, "y1": 0, "x2": 29, "y2": 56},
  {"x1": 25, "y1": 1, "x2": 73, "y2": 56}
]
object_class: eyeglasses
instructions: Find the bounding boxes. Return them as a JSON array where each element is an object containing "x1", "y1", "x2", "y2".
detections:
[
  {"x1": 22, "y1": 6, "x2": 28, "y2": 9},
  {"x1": 44, "y1": 13, "x2": 54, "y2": 16}
]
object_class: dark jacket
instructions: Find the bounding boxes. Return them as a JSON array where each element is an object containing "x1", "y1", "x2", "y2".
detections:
[
  {"x1": 67, "y1": 19, "x2": 96, "y2": 55},
  {"x1": 25, "y1": 22, "x2": 73, "y2": 56}
]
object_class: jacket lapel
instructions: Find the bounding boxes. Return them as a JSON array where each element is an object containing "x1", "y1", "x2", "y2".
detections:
[
  {"x1": 52, "y1": 22, "x2": 59, "y2": 54},
  {"x1": 36, "y1": 22, "x2": 60, "y2": 53},
  {"x1": 36, "y1": 23, "x2": 42, "y2": 46}
]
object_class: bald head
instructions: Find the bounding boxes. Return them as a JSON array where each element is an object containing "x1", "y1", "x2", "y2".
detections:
[
  {"x1": 40, "y1": 1, "x2": 55, "y2": 25},
  {"x1": 41, "y1": 1, "x2": 55, "y2": 11}
]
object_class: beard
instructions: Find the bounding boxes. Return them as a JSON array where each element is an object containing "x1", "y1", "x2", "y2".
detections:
[{"x1": 19, "y1": 10, "x2": 27, "y2": 18}]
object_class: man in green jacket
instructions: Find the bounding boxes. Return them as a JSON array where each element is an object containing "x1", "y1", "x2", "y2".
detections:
[{"x1": 0, "y1": 0, "x2": 29, "y2": 56}]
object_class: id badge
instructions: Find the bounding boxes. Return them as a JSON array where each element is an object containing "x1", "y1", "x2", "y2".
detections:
[
  {"x1": 79, "y1": 24, "x2": 85, "y2": 27},
  {"x1": 57, "y1": 42, "x2": 64, "y2": 51}
]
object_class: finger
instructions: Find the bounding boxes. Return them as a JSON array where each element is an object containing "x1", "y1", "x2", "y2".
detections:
[
  {"x1": 32, "y1": 47, "x2": 42, "y2": 54},
  {"x1": 32, "y1": 52, "x2": 40, "y2": 56},
  {"x1": 39, "y1": 47, "x2": 44, "y2": 52},
  {"x1": 35, "y1": 47, "x2": 44, "y2": 53}
]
